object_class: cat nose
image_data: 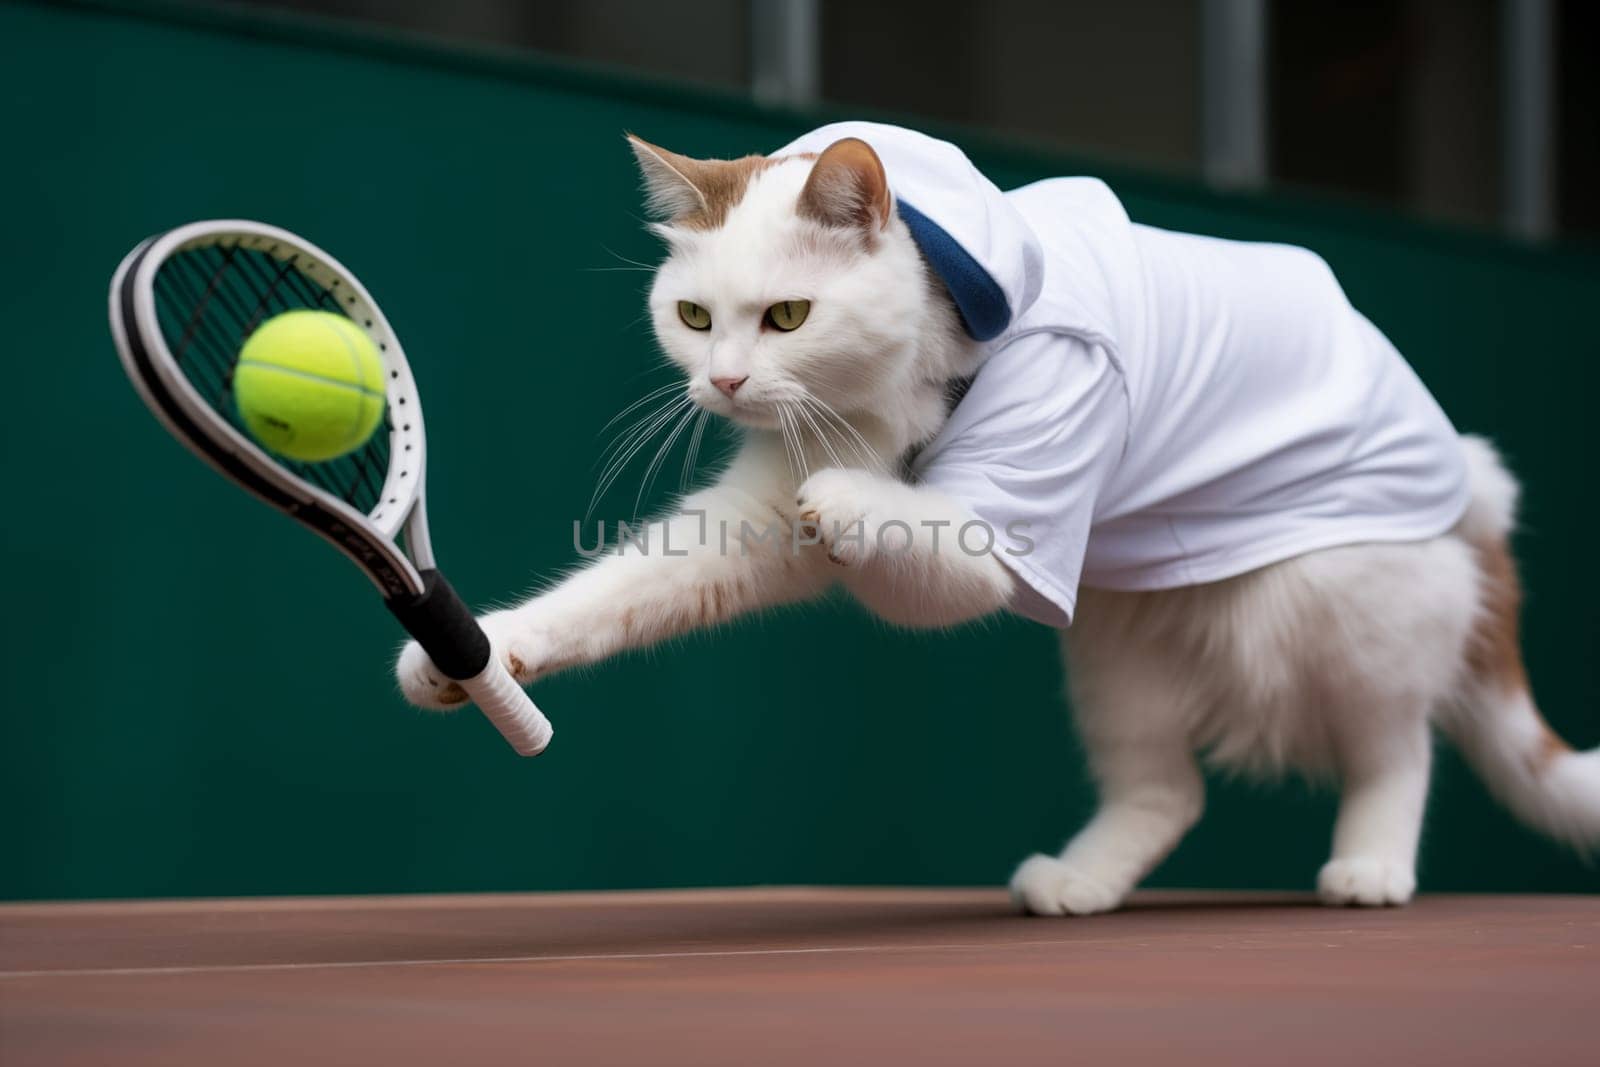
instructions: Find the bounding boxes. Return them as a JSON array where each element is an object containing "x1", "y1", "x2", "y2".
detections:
[{"x1": 711, "y1": 375, "x2": 748, "y2": 398}]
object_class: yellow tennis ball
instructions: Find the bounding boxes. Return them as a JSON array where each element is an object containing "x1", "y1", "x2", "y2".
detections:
[{"x1": 234, "y1": 310, "x2": 386, "y2": 462}]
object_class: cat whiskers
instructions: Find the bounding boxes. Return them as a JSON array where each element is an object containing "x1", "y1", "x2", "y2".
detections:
[
  {"x1": 588, "y1": 390, "x2": 693, "y2": 519},
  {"x1": 792, "y1": 399, "x2": 846, "y2": 471},
  {"x1": 600, "y1": 382, "x2": 685, "y2": 434},
  {"x1": 679, "y1": 409, "x2": 710, "y2": 493},
  {"x1": 593, "y1": 392, "x2": 686, "y2": 486},
  {"x1": 772, "y1": 403, "x2": 797, "y2": 483},
  {"x1": 586, "y1": 245, "x2": 659, "y2": 272},
  {"x1": 774, "y1": 402, "x2": 809, "y2": 486},
  {"x1": 634, "y1": 400, "x2": 700, "y2": 519},
  {"x1": 799, "y1": 393, "x2": 882, "y2": 471}
]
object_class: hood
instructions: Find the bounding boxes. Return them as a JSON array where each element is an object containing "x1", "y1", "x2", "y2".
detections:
[{"x1": 776, "y1": 122, "x2": 1044, "y2": 342}]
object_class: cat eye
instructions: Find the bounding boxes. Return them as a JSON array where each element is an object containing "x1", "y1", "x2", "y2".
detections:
[
  {"x1": 765, "y1": 300, "x2": 810, "y2": 331},
  {"x1": 677, "y1": 301, "x2": 712, "y2": 330}
]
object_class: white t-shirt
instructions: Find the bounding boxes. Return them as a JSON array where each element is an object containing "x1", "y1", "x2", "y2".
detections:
[{"x1": 780, "y1": 124, "x2": 1470, "y2": 628}]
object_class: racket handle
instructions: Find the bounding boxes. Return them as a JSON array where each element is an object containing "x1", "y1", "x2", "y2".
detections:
[
  {"x1": 386, "y1": 569, "x2": 553, "y2": 757},
  {"x1": 456, "y1": 655, "x2": 554, "y2": 757}
]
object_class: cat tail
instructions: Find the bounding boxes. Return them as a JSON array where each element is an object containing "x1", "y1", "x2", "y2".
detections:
[{"x1": 1438, "y1": 434, "x2": 1600, "y2": 853}]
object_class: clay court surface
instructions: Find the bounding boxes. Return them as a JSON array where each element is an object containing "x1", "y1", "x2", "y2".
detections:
[{"x1": 1, "y1": 888, "x2": 1595, "y2": 1065}]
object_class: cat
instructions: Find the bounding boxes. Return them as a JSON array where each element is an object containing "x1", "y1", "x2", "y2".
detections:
[{"x1": 396, "y1": 122, "x2": 1599, "y2": 914}]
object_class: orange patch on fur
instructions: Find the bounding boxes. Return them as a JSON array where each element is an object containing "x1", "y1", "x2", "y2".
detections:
[
  {"x1": 1536, "y1": 723, "x2": 1572, "y2": 770},
  {"x1": 675, "y1": 154, "x2": 783, "y2": 230},
  {"x1": 1466, "y1": 534, "x2": 1529, "y2": 693},
  {"x1": 627, "y1": 134, "x2": 817, "y2": 232},
  {"x1": 1469, "y1": 534, "x2": 1571, "y2": 773}
]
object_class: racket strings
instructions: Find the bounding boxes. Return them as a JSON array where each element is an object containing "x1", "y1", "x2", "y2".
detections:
[{"x1": 152, "y1": 244, "x2": 393, "y2": 515}]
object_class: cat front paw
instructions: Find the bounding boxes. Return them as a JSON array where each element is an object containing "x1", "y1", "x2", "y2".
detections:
[
  {"x1": 396, "y1": 639, "x2": 470, "y2": 710},
  {"x1": 796, "y1": 468, "x2": 887, "y2": 566},
  {"x1": 1317, "y1": 857, "x2": 1416, "y2": 907},
  {"x1": 1009, "y1": 854, "x2": 1127, "y2": 916},
  {"x1": 394, "y1": 610, "x2": 549, "y2": 710},
  {"x1": 477, "y1": 609, "x2": 556, "y2": 685}
]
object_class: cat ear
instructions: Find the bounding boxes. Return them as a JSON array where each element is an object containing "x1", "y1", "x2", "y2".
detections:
[
  {"x1": 626, "y1": 134, "x2": 711, "y2": 220},
  {"x1": 797, "y1": 137, "x2": 893, "y2": 234}
]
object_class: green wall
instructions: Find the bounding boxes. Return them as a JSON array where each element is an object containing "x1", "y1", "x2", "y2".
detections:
[{"x1": 3, "y1": 0, "x2": 1596, "y2": 900}]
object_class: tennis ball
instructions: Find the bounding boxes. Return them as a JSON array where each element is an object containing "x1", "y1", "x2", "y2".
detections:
[{"x1": 234, "y1": 310, "x2": 386, "y2": 462}]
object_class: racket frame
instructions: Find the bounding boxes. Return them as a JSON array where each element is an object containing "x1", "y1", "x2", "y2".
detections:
[
  {"x1": 109, "y1": 220, "x2": 551, "y2": 755},
  {"x1": 112, "y1": 219, "x2": 433, "y2": 596}
]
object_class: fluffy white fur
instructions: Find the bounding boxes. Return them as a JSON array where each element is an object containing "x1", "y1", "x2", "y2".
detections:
[{"x1": 396, "y1": 139, "x2": 1599, "y2": 913}]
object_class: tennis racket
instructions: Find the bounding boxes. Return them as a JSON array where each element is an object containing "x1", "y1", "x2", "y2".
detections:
[{"x1": 108, "y1": 219, "x2": 553, "y2": 756}]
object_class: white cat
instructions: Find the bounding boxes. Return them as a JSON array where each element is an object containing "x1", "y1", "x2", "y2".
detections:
[{"x1": 397, "y1": 123, "x2": 1598, "y2": 914}]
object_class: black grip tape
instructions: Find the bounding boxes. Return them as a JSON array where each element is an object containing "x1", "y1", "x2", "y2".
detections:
[{"x1": 385, "y1": 570, "x2": 490, "y2": 682}]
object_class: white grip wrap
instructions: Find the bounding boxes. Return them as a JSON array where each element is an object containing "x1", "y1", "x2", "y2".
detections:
[{"x1": 457, "y1": 659, "x2": 553, "y2": 756}]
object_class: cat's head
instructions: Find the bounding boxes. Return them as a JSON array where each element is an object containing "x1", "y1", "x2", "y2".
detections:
[{"x1": 629, "y1": 135, "x2": 941, "y2": 432}]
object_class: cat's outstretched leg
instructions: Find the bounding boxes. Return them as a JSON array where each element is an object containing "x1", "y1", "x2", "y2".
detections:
[
  {"x1": 1318, "y1": 715, "x2": 1431, "y2": 906},
  {"x1": 396, "y1": 439, "x2": 832, "y2": 708}
]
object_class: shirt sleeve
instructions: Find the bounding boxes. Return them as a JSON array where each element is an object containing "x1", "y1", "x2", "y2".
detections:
[{"x1": 910, "y1": 332, "x2": 1129, "y2": 627}]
